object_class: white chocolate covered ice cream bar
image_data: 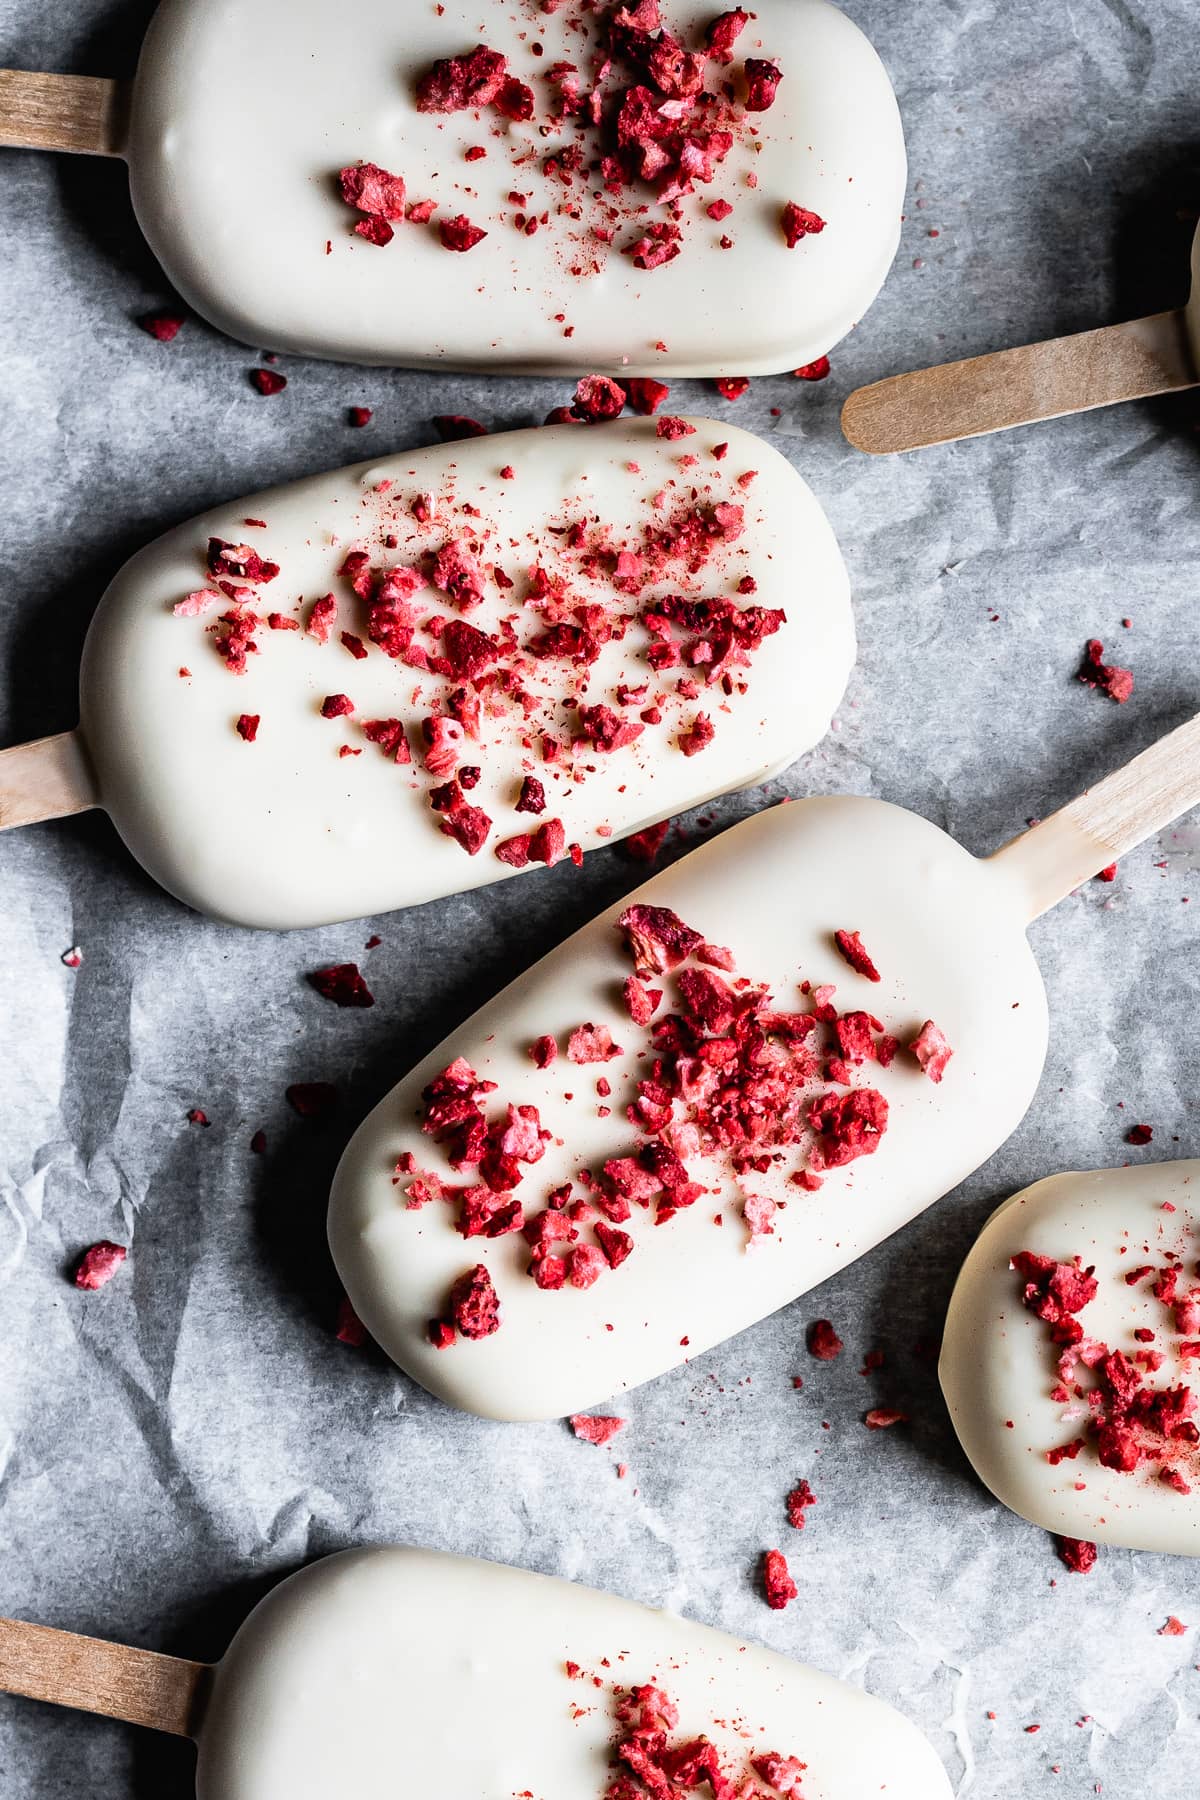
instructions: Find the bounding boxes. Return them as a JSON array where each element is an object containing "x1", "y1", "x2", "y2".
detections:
[
  {"x1": 941, "y1": 1161, "x2": 1200, "y2": 1558},
  {"x1": 1, "y1": 420, "x2": 853, "y2": 929}
]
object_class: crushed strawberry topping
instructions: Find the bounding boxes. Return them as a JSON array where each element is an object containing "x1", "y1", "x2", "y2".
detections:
[
  {"x1": 596, "y1": 1673, "x2": 807, "y2": 1799},
  {"x1": 570, "y1": 1413, "x2": 626, "y2": 1445},
  {"x1": 172, "y1": 441, "x2": 780, "y2": 862},
  {"x1": 1015, "y1": 1227, "x2": 1200, "y2": 1507},
  {"x1": 333, "y1": 4, "x2": 821, "y2": 281},
  {"x1": 1079, "y1": 639, "x2": 1134, "y2": 704}
]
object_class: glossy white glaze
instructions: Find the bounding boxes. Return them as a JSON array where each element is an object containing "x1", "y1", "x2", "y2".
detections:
[
  {"x1": 78, "y1": 420, "x2": 852, "y2": 929},
  {"x1": 941, "y1": 1161, "x2": 1200, "y2": 1556},
  {"x1": 196, "y1": 1548, "x2": 954, "y2": 1799},
  {"x1": 329, "y1": 796, "x2": 1049, "y2": 1419},
  {"x1": 126, "y1": 0, "x2": 905, "y2": 375}
]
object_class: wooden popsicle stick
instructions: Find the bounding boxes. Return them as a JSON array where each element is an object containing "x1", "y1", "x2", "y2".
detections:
[
  {"x1": 988, "y1": 712, "x2": 1200, "y2": 921},
  {"x1": 0, "y1": 731, "x2": 100, "y2": 831},
  {"x1": 841, "y1": 310, "x2": 1198, "y2": 455},
  {"x1": 0, "y1": 1617, "x2": 208, "y2": 1737},
  {"x1": 0, "y1": 71, "x2": 129, "y2": 158}
]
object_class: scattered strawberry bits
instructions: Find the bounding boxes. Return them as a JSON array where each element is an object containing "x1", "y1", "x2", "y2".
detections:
[
  {"x1": 762, "y1": 1548, "x2": 797, "y2": 1609},
  {"x1": 597, "y1": 1672, "x2": 807, "y2": 1798},
  {"x1": 309, "y1": 963, "x2": 375, "y2": 1008},
  {"x1": 250, "y1": 368, "x2": 287, "y2": 396},
  {"x1": 807, "y1": 1319, "x2": 843, "y2": 1361},
  {"x1": 910, "y1": 1020, "x2": 953, "y2": 1083},
  {"x1": 1078, "y1": 638, "x2": 1133, "y2": 704},
  {"x1": 569, "y1": 1413, "x2": 626, "y2": 1445},
  {"x1": 1056, "y1": 1535, "x2": 1097, "y2": 1575},
  {"x1": 74, "y1": 1241, "x2": 127, "y2": 1291},
  {"x1": 833, "y1": 928, "x2": 880, "y2": 983},
  {"x1": 138, "y1": 311, "x2": 184, "y2": 342},
  {"x1": 786, "y1": 1478, "x2": 816, "y2": 1529},
  {"x1": 782, "y1": 203, "x2": 826, "y2": 248}
]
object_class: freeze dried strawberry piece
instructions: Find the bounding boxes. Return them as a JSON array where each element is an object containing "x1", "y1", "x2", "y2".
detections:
[
  {"x1": 439, "y1": 214, "x2": 488, "y2": 252},
  {"x1": 715, "y1": 376, "x2": 749, "y2": 400},
  {"x1": 354, "y1": 217, "x2": 394, "y2": 246},
  {"x1": 250, "y1": 368, "x2": 288, "y2": 395},
  {"x1": 530, "y1": 818, "x2": 568, "y2": 866},
  {"x1": 744, "y1": 1192, "x2": 777, "y2": 1242},
  {"x1": 574, "y1": 374, "x2": 628, "y2": 420},
  {"x1": 213, "y1": 612, "x2": 259, "y2": 674},
  {"x1": 569, "y1": 1244, "x2": 607, "y2": 1288},
  {"x1": 570, "y1": 1413, "x2": 626, "y2": 1446},
  {"x1": 794, "y1": 355, "x2": 831, "y2": 381},
  {"x1": 1079, "y1": 639, "x2": 1134, "y2": 704},
  {"x1": 459, "y1": 1188, "x2": 525, "y2": 1238},
  {"x1": 441, "y1": 618, "x2": 499, "y2": 678},
  {"x1": 285, "y1": 1082, "x2": 338, "y2": 1121},
  {"x1": 629, "y1": 220, "x2": 683, "y2": 269},
  {"x1": 655, "y1": 415, "x2": 696, "y2": 439},
  {"x1": 678, "y1": 712, "x2": 714, "y2": 755},
  {"x1": 174, "y1": 589, "x2": 223, "y2": 617},
  {"x1": 207, "y1": 538, "x2": 280, "y2": 585},
  {"x1": 339, "y1": 162, "x2": 407, "y2": 219},
  {"x1": 623, "y1": 976, "x2": 662, "y2": 1026},
  {"x1": 423, "y1": 716, "x2": 465, "y2": 776},
  {"x1": 440, "y1": 801, "x2": 492, "y2": 855},
  {"x1": 1056, "y1": 1536, "x2": 1098, "y2": 1575},
  {"x1": 833, "y1": 928, "x2": 881, "y2": 982},
  {"x1": 335, "y1": 1295, "x2": 366, "y2": 1347},
  {"x1": 619, "y1": 903, "x2": 703, "y2": 975},
  {"x1": 1126, "y1": 1123, "x2": 1153, "y2": 1145},
  {"x1": 762, "y1": 1549, "x2": 797, "y2": 1610},
  {"x1": 596, "y1": 1221, "x2": 634, "y2": 1268},
  {"x1": 782, "y1": 203, "x2": 826, "y2": 247},
  {"x1": 321, "y1": 693, "x2": 355, "y2": 719},
  {"x1": 449, "y1": 1264, "x2": 501, "y2": 1339},
  {"x1": 807, "y1": 1319, "x2": 843, "y2": 1360},
  {"x1": 786, "y1": 1479, "x2": 816, "y2": 1529},
  {"x1": 139, "y1": 310, "x2": 184, "y2": 342},
  {"x1": 751, "y1": 1754, "x2": 807, "y2": 1796},
  {"x1": 808, "y1": 1087, "x2": 888, "y2": 1171},
  {"x1": 744, "y1": 58, "x2": 782, "y2": 110},
  {"x1": 307, "y1": 594, "x2": 337, "y2": 642},
  {"x1": 496, "y1": 833, "x2": 532, "y2": 868},
  {"x1": 625, "y1": 820, "x2": 670, "y2": 863},
  {"x1": 496, "y1": 75, "x2": 535, "y2": 120},
  {"x1": 236, "y1": 713, "x2": 260, "y2": 742},
  {"x1": 416, "y1": 45, "x2": 509, "y2": 113},
  {"x1": 1012, "y1": 1251, "x2": 1099, "y2": 1326},
  {"x1": 529, "y1": 1035, "x2": 558, "y2": 1068},
  {"x1": 625, "y1": 377, "x2": 670, "y2": 415},
  {"x1": 706, "y1": 9, "x2": 751, "y2": 62},
  {"x1": 429, "y1": 1319, "x2": 456, "y2": 1350},
  {"x1": 510, "y1": 777, "x2": 545, "y2": 818},
  {"x1": 910, "y1": 1019, "x2": 952, "y2": 1082},
  {"x1": 362, "y1": 718, "x2": 412, "y2": 763},
  {"x1": 348, "y1": 406, "x2": 372, "y2": 427},
  {"x1": 865, "y1": 1407, "x2": 908, "y2": 1429},
  {"x1": 578, "y1": 703, "x2": 644, "y2": 753},
  {"x1": 434, "y1": 415, "x2": 488, "y2": 440},
  {"x1": 74, "y1": 1241, "x2": 127, "y2": 1290},
  {"x1": 431, "y1": 538, "x2": 486, "y2": 607},
  {"x1": 309, "y1": 963, "x2": 375, "y2": 1008},
  {"x1": 568, "y1": 1023, "x2": 623, "y2": 1064}
]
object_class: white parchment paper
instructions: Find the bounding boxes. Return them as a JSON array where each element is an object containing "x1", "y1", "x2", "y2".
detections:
[{"x1": 1, "y1": 1, "x2": 1199, "y2": 1795}]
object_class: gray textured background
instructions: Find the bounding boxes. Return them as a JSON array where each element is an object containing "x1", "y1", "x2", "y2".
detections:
[{"x1": 2, "y1": 0, "x2": 1199, "y2": 1795}]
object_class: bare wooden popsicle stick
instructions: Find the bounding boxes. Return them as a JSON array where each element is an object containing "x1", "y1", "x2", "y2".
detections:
[
  {"x1": 0, "y1": 1617, "x2": 208, "y2": 1737},
  {"x1": 841, "y1": 311, "x2": 1198, "y2": 455},
  {"x1": 0, "y1": 70, "x2": 129, "y2": 157},
  {"x1": 989, "y1": 712, "x2": 1200, "y2": 921},
  {"x1": 0, "y1": 730, "x2": 100, "y2": 830}
]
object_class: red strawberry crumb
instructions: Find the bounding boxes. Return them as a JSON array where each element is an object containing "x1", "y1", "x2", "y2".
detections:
[
  {"x1": 354, "y1": 217, "x2": 394, "y2": 246},
  {"x1": 73, "y1": 1242, "x2": 127, "y2": 1291},
  {"x1": 439, "y1": 215, "x2": 488, "y2": 252},
  {"x1": 529, "y1": 1035, "x2": 558, "y2": 1068},
  {"x1": 321, "y1": 694, "x2": 355, "y2": 719},
  {"x1": 236, "y1": 713, "x2": 260, "y2": 742},
  {"x1": 807, "y1": 1319, "x2": 843, "y2": 1361},
  {"x1": 569, "y1": 1414, "x2": 626, "y2": 1446},
  {"x1": 744, "y1": 59, "x2": 782, "y2": 110},
  {"x1": 416, "y1": 44, "x2": 509, "y2": 113},
  {"x1": 139, "y1": 311, "x2": 184, "y2": 342},
  {"x1": 865, "y1": 1408, "x2": 908, "y2": 1429},
  {"x1": 678, "y1": 713, "x2": 715, "y2": 756},
  {"x1": 910, "y1": 1020, "x2": 953, "y2": 1082},
  {"x1": 1159, "y1": 1616, "x2": 1187, "y2": 1636},
  {"x1": 362, "y1": 719, "x2": 412, "y2": 764},
  {"x1": 786, "y1": 1479, "x2": 816, "y2": 1529},
  {"x1": 1078, "y1": 639, "x2": 1133, "y2": 703},
  {"x1": 707, "y1": 10, "x2": 751, "y2": 62},
  {"x1": 339, "y1": 162, "x2": 407, "y2": 218},
  {"x1": 429, "y1": 1319, "x2": 456, "y2": 1350},
  {"x1": 781, "y1": 203, "x2": 826, "y2": 247},
  {"x1": 762, "y1": 1549, "x2": 797, "y2": 1609},
  {"x1": 833, "y1": 928, "x2": 881, "y2": 982},
  {"x1": 517, "y1": 776, "x2": 547, "y2": 814},
  {"x1": 1126, "y1": 1124, "x2": 1153, "y2": 1145},
  {"x1": 250, "y1": 1130, "x2": 267, "y2": 1154},
  {"x1": 434, "y1": 415, "x2": 488, "y2": 440},
  {"x1": 716, "y1": 377, "x2": 749, "y2": 401},
  {"x1": 62, "y1": 946, "x2": 83, "y2": 969},
  {"x1": 1056, "y1": 1536, "x2": 1097, "y2": 1573},
  {"x1": 335, "y1": 1296, "x2": 366, "y2": 1347},
  {"x1": 1097, "y1": 863, "x2": 1117, "y2": 881},
  {"x1": 309, "y1": 963, "x2": 375, "y2": 1008},
  {"x1": 793, "y1": 356, "x2": 831, "y2": 381},
  {"x1": 450, "y1": 1264, "x2": 501, "y2": 1339},
  {"x1": 567, "y1": 1023, "x2": 623, "y2": 1064},
  {"x1": 250, "y1": 368, "x2": 288, "y2": 396},
  {"x1": 625, "y1": 378, "x2": 670, "y2": 415},
  {"x1": 348, "y1": 407, "x2": 373, "y2": 427},
  {"x1": 574, "y1": 374, "x2": 627, "y2": 420},
  {"x1": 656, "y1": 416, "x2": 696, "y2": 439},
  {"x1": 625, "y1": 820, "x2": 670, "y2": 862}
]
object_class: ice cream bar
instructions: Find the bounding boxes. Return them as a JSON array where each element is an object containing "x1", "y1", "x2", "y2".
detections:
[
  {"x1": 940, "y1": 1161, "x2": 1200, "y2": 1559},
  {"x1": 0, "y1": 1547, "x2": 954, "y2": 1798},
  {"x1": 0, "y1": 420, "x2": 853, "y2": 930},
  {"x1": 328, "y1": 713, "x2": 1200, "y2": 1419},
  {"x1": 1, "y1": 0, "x2": 906, "y2": 376},
  {"x1": 842, "y1": 221, "x2": 1200, "y2": 455}
]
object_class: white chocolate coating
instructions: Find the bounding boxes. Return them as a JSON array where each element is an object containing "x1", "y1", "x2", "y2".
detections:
[
  {"x1": 329, "y1": 797, "x2": 1049, "y2": 1420},
  {"x1": 940, "y1": 1161, "x2": 1200, "y2": 1556},
  {"x1": 196, "y1": 1547, "x2": 953, "y2": 1799},
  {"x1": 126, "y1": 0, "x2": 905, "y2": 376},
  {"x1": 78, "y1": 421, "x2": 852, "y2": 930}
]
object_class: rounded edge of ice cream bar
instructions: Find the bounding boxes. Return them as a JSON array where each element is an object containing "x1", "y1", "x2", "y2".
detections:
[
  {"x1": 76, "y1": 421, "x2": 853, "y2": 930},
  {"x1": 195, "y1": 1546, "x2": 955, "y2": 1800},
  {"x1": 939, "y1": 1161, "x2": 1200, "y2": 1556}
]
